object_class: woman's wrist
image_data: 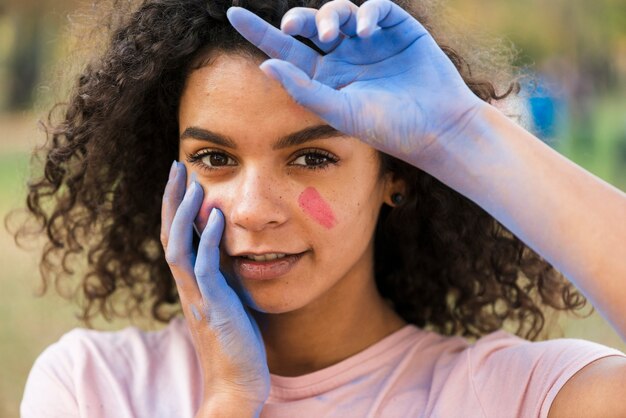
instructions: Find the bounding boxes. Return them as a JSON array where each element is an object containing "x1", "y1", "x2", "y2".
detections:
[{"x1": 414, "y1": 102, "x2": 518, "y2": 200}]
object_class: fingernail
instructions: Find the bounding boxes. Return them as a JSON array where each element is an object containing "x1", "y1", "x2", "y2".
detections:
[
  {"x1": 357, "y1": 17, "x2": 373, "y2": 37},
  {"x1": 188, "y1": 181, "x2": 197, "y2": 195},
  {"x1": 259, "y1": 61, "x2": 283, "y2": 83},
  {"x1": 356, "y1": 17, "x2": 366, "y2": 35},
  {"x1": 208, "y1": 207, "x2": 218, "y2": 225},
  {"x1": 318, "y1": 19, "x2": 333, "y2": 41},
  {"x1": 281, "y1": 13, "x2": 298, "y2": 32},
  {"x1": 168, "y1": 160, "x2": 177, "y2": 181}
]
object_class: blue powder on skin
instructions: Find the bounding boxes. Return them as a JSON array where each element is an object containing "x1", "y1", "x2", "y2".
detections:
[{"x1": 190, "y1": 303, "x2": 202, "y2": 321}]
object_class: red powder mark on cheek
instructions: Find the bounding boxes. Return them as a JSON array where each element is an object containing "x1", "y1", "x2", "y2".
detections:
[{"x1": 298, "y1": 187, "x2": 336, "y2": 229}]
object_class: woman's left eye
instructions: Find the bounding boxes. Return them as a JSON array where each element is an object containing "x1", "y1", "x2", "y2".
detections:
[{"x1": 290, "y1": 151, "x2": 339, "y2": 170}]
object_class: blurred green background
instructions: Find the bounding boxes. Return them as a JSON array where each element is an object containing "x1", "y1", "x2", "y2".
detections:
[{"x1": 1, "y1": 0, "x2": 625, "y2": 416}]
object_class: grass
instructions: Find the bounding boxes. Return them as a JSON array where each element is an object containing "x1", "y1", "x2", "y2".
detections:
[{"x1": 1, "y1": 107, "x2": 625, "y2": 416}]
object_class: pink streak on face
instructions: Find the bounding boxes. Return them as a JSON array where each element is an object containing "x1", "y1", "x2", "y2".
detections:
[{"x1": 298, "y1": 187, "x2": 336, "y2": 229}]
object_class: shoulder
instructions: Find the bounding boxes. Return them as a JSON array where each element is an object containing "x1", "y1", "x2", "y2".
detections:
[
  {"x1": 466, "y1": 330, "x2": 626, "y2": 418},
  {"x1": 32, "y1": 318, "x2": 185, "y2": 370},
  {"x1": 33, "y1": 316, "x2": 193, "y2": 376},
  {"x1": 547, "y1": 355, "x2": 626, "y2": 418},
  {"x1": 21, "y1": 317, "x2": 196, "y2": 418}
]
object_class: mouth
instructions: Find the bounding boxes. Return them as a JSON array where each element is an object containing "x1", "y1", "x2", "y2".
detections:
[
  {"x1": 231, "y1": 251, "x2": 308, "y2": 281},
  {"x1": 238, "y1": 252, "x2": 292, "y2": 262}
]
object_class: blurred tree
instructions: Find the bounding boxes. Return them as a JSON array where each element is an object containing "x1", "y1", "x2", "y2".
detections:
[
  {"x1": 2, "y1": 0, "x2": 80, "y2": 110},
  {"x1": 448, "y1": 0, "x2": 625, "y2": 93},
  {"x1": 7, "y1": 12, "x2": 42, "y2": 109}
]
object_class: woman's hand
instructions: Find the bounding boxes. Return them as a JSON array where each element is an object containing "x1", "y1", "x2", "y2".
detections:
[
  {"x1": 160, "y1": 162, "x2": 269, "y2": 416},
  {"x1": 226, "y1": 0, "x2": 485, "y2": 168}
]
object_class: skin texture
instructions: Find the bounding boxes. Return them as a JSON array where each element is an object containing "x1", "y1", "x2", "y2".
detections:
[{"x1": 176, "y1": 53, "x2": 407, "y2": 381}]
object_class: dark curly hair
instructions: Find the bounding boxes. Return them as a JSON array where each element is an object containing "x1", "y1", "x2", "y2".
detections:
[{"x1": 8, "y1": 0, "x2": 590, "y2": 340}]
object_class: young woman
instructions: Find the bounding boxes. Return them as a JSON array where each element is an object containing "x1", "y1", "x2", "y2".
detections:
[{"x1": 18, "y1": 0, "x2": 626, "y2": 417}]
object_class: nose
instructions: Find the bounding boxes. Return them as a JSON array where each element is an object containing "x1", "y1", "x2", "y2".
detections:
[{"x1": 228, "y1": 168, "x2": 289, "y2": 232}]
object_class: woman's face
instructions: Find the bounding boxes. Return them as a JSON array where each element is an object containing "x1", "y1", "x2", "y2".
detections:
[{"x1": 178, "y1": 53, "x2": 401, "y2": 314}]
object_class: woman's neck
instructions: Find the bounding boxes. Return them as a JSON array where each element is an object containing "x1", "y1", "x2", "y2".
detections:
[{"x1": 253, "y1": 274, "x2": 408, "y2": 377}]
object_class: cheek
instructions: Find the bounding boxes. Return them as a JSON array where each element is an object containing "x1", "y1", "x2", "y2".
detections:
[{"x1": 298, "y1": 187, "x2": 336, "y2": 229}]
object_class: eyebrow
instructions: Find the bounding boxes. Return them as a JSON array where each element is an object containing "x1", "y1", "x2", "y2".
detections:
[{"x1": 179, "y1": 124, "x2": 349, "y2": 150}]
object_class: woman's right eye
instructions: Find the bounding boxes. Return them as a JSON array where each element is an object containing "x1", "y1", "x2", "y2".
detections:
[{"x1": 187, "y1": 151, "x2": 237, "y2": 171}]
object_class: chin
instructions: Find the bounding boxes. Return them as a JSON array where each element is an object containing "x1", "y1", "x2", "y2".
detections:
[
  {"x1": 243, "y1": 290, "x2": 305, "y2": 315},
  {"x1": 221, "y1": 263, "x2": 313, "y2": 312}
]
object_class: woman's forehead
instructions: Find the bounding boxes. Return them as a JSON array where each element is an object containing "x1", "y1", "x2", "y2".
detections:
[
  {"x1": 179, "y1": 53, "x2": 325, "y2": 136},
  {"x1": 178, "y1": 52, "x2": 379, "y2": 162}
]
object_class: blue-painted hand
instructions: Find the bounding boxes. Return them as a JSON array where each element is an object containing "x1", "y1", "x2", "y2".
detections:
[
  {"x1": 160, "y1": 162, "x2": 269, "y2": 412},
  {"x1": 226, "y1": 0, "x2": 486, "y2": 168}
]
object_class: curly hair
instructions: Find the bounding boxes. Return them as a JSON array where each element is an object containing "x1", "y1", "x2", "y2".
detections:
[{"x1": 9, "y1": 0, "x2": 590, "y2": 340}]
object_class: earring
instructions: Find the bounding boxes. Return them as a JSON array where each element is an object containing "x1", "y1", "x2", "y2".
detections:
[{"x1": 391, "y1": 193, "x2": 404, "y2": 206}]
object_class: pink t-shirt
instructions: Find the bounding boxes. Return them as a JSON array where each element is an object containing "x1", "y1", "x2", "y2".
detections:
[{"x1": 21, "y1": 317, "x2": 625, "y2": 417}]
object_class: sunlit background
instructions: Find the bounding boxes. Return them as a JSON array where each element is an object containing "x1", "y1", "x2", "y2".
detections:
[{"x1": 1, "y1": 0, "x2": 625, "y2": 416}]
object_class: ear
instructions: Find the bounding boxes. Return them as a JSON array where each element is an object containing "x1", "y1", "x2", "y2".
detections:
[{"x1": 381, "y1": 171, "x2": 407, "y2": 207}]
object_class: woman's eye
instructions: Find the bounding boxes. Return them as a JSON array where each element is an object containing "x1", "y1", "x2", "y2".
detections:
[
  {"x1": 291, "y1": 152, "x2": 337, "y2": 169},
  {"x1": 185, "y1": 151, "x2": 237, "y2": 172},
  {"x1": 202, "y1": 152, "x2": 233, "y2": 167},
  {"x1": 200, "y1": 152, "x2": 236, "y2": 168}
]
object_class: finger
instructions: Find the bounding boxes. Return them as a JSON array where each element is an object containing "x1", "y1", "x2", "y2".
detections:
[
  {"x1": 165, "y1": 171, "x2": 205, "y2": 315},
  {"x1": 281, "y1": 7, "x2": 344, "y2": 54},
  {"x1": 315, "y1": 0, "x2": 359, "y2": 42},
  {"x1": 259, "y1": 59, "x2": 350, "y2": 133},
  {"x1": 195, "y1": 208, "x2": 249, "y2": 328},
  {"x1": 166, "y1": 178, "x2": 203, "y2": 276},
  {"x1": 160, "y1": 161, "x2": 186, "y2": 249},
  {"x1": 357, "y1": 0, "x2": 417, "y2": 37},
  {"x1": 195, "y1": 208, "x2": 229, "y2": 301},
  {"x1": 226, "y1": 6, "x2": 320, "y2": 77},
  {"x1": 194, "y1": 207, "x2": 224, "y2": 281}
]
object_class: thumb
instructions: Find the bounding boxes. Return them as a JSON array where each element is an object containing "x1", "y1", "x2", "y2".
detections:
[{"x1": 259, "y1": 59, "x2": 349, "y2": 129}]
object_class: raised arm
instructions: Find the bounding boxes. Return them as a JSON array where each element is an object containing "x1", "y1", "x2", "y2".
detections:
[
  {"x1": 226, "y1": 0, "x2": 626, "y2": 341},
  {"x1": 426, "y1": 101, "x2": 626, "y2": 341}
]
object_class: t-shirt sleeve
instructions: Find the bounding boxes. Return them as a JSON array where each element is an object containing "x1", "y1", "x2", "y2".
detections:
[
  {"x1": 20, "y1": 319, "x2": 202, "y2": 418},
  {"x1": 20, "y1": 330, "x2": 82, "y2": 418},
  {"x1": 468, "y1": 331, "x2": 626, "y2": 418}
]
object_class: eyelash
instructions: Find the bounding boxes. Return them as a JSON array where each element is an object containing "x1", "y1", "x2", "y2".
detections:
[{"x1": 185, "y1": 148, "x2": 340, "y2": 173}]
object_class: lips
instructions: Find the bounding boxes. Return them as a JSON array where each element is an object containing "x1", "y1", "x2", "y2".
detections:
[
  {"x1": 230, "y1": 250, "x2": 303, "y2": 257},
  {"x1": 232, "y1": 251, "x2": 307, "y2": 281}
]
